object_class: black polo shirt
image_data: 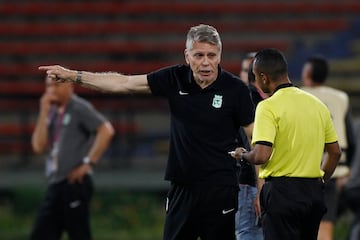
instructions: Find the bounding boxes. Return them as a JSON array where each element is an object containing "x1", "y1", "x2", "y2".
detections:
[{"x1": 147, "y1": 64, "x2": 254, "y2": 186}]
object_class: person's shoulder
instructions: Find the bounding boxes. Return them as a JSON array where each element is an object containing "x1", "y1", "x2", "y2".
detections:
[
  {"x1": 150, "y1": 64, "x2": 189, "y2": 74},
  {"x1": 173, "y1": 64, "x2": 192, "y2": 77},
  {"x1": 148, "y1": 64, "x2": 190, "y2": 81},
  {"x1": 297, "y1": 87, "x2": 324, "y2": 103},
  {"x1": 303, "y1": 85, "x2": 349, "y2": 100},
  {"x1": 220, "y1": 68, "x2": 239, "y2": 80},
  {"x1": 254, "y1": 98, "x2": 270, "y2": 114},
  {"x1": 220, "y1": 69, "x2": 247, "y2": 88},
  {"x1": 72, "y1": 94, "x2": 90, "y2": 104},
  {"x1": 324, "y1": 86, "x2": 349, "y2": 100},
  {"x1": 71, "y1": 95, "x2": 95, "y2": 111},
  {"x1": 300, "y1": 88, "x2": 333, "y2": 112}
]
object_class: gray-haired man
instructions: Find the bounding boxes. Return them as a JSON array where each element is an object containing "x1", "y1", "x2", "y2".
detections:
[{"x1": 39, "y1": 24, "x2": 255, "y2": 240}]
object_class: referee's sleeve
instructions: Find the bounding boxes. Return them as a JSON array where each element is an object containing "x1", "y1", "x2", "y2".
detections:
[{"x1": 252, "y1": 102, "x2": 276, "y2": 145}]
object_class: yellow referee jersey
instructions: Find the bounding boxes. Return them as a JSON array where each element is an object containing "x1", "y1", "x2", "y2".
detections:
[{"x1": 252, "y1": 85, "x2": 338, "y2": 179}]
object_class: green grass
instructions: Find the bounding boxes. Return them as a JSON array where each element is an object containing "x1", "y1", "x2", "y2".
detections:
[
  {"x1": 334, "y1": 210, "x2": 353, "y2": 240},
  {"x1": 0, "y1": 186, "x2": 354, "y2": 240},
  {"x1": 0, "y1": 187, "x2": 165, "y2": 240}
]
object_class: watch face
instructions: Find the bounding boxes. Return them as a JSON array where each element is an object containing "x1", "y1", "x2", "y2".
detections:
[{"x1": 83, "y1": 157, "x2": 90, "y2": 164}]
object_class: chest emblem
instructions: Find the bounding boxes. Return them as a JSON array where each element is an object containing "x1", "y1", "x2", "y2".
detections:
[
  {"x1": 212, "y1": 94, "x2": 223, "y2": 108},
  {"x1": 62, "y1": 113, "x2": 71, "y2": 125}
]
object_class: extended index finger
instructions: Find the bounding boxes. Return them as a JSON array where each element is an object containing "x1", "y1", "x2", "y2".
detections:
[
  {"x1": 38, "y1": 65, "x2": 55, "y2": 71},
  {"x1": 38, "y1": 65, "x2": 61, "y2": 80}
]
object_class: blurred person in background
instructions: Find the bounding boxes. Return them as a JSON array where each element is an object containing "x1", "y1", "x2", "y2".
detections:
[
  {"x1": 236, "y1": 53, "x2": 264, "y2": 240},
  {"x1": 343, "y1": 121, "x2": 360, "y2": 240},
  {"x1": 301, "y1": 56, "x2": 356, "y2": 240},
  {"x1": 30, "y1": 76, "x2": 114, "y2": 240},
  {"x1": 243, "y1": 53, "x2": 268, "y2": 104},
  {"x1": 239, "y1": 52, "x2": 255, "y2": 85},
  {"x1": 231, "y1": 48, "x2": 341, "y2": 240},
  {"x1": 38, "y1": 24, "x2": 255, "y2": 240}
]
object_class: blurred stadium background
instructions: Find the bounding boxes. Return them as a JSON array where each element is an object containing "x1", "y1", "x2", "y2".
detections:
[{"x1": 1, "y1": 0, "x2": 360, "y2": 239}]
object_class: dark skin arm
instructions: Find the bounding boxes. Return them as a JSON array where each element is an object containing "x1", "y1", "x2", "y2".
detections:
[
  {"x1": 67, "y1": 122, "x2": 114, "y2": 184},
  {"x1": 231, "y1": 141, "x2": 342, "y2": 183},
  {"x1": 232, "y1": 143, "x2": 271, "y2": 217},
  {"x1": 231, "y1": 143, "x2": 272, "y2": 165},
  {"x1": 321, "y1": 142, "x2": 342, "y2": 183}
]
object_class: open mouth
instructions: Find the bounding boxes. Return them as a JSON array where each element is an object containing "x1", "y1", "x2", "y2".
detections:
[{"x1": 199, "y1": 70, "x2": 212, "y2": 76}]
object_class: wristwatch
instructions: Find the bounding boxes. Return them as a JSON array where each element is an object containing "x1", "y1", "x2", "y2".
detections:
[{"x1": 83, "y1": 156, "x2": 95, "y2": 167}]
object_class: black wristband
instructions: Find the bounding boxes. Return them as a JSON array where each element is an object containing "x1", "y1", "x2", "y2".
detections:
[{"x1": 75, "y1": 70, "x2": 82, "y2": 84}]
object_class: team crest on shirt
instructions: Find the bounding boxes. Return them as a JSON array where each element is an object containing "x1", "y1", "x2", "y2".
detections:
[
  {"x1": 212, "y1": 94, "x2": 223, "y2": 108},
  {"x1": 63, "y1": 113, "x2": 71, "y2": 125}
]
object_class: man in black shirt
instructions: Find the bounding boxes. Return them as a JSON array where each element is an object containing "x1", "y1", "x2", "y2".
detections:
[
  {"x1": 39, "y1": 24, "x2": 255, "y2": 240},
  {"x1": 236, "y1": 55, "x2": 265, "y2": 240}
]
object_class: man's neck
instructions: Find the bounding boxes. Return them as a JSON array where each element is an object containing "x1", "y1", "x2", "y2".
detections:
[
  {"x1": 309, "y1": 82, "x2": 323, "y2": 87},
  {"x1": 57, "y1": 95, "x2": 71, "y2": 113},
  {"x1": 270, "y1": 79, "x2": 292, "y2": 94},
  {"x1": 195, "y1": 78, "x2": 216, "y2": 89}
]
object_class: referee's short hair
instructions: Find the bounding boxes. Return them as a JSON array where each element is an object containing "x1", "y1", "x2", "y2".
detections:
[{"x1": 254, "y1": 48, "x2": 288, "y2": 82}]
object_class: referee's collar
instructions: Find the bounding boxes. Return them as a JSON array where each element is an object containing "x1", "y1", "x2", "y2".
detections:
[{"x1": 273, "y1": 82, "x2": 293, "y2": 94}]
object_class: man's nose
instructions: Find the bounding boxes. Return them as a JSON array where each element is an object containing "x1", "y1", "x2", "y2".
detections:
[{"x1": 202, "y1": 56, "x2": 209, "y2": 65}]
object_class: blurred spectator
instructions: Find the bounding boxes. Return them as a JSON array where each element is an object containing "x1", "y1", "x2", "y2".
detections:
[
  {"x1": 301, "y1": 55, "x2": 356, "y2": 240},
  {"x1": 239, "y1": 51, "x2": 268, "y2": 104},
  {"x1": 236, "y1": 53, "x2": 264, "y2": 240},
  {"x1": 239, "y1": 52, "x2": 256, "y2": 85},
  {"x1": 30, "y1": 76, "x2": 114, "y2": 240},
  {"x1": 344, "y1": 119, "x2": 360, "y2": 240}
]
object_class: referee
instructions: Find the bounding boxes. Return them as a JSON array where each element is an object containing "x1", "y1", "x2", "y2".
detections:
[{"x1": 231, "y1": 48, "x2": 341, "y2": 240}]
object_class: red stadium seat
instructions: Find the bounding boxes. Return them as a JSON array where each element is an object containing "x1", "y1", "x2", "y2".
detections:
[{"x1": 1, "y1": 0, "x2": 360, "y2": 163}]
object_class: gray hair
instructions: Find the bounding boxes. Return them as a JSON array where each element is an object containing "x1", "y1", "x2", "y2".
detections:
[{"x1": 185, "y1": 24, "x2": 222, "y2": 52}]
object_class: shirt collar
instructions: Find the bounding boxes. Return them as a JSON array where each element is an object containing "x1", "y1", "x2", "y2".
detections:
[{"x1": 273, "y1": 82, "x2": 293, "y2": 94}]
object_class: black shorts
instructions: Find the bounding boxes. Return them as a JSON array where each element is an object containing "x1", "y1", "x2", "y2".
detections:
[
  {"x1": 261, "y1": 177, "x2": 326, "y2": 240},
  {"x1": 163, "y1": 183, "x2": 238, "y2": 240}
]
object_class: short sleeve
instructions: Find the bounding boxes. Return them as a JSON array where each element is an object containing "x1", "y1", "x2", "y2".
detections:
[
  {"x1": 239, "y1": 86, "x2": 255, "y2": 126},
  {"x1": 147, "y1": 66, "x2": 176, "y2": 97},
  {"x1": 77, "y1": 101, "x2": 107, "y2": 132},
  {"x1": 252, "y1": 101, "x2": 277, "y2": 145}
]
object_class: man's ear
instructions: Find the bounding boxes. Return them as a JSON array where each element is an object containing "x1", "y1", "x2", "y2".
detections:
[
  {"x1": 184, "y1": 49, "x2": 190, "y2": 64},
  {"x1": 261, "y1": 72, "x2": 268, "y2": 84}
]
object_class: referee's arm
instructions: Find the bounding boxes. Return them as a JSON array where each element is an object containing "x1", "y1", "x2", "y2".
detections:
[
  {"x1": 232, "y1": 141, "x2": 273, "y2": 165},
  {"x1": 321, "y1": 141, "x2": 342, "y2": 183}
]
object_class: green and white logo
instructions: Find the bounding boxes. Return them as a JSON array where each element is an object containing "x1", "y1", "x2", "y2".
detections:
[
  {"x1": 212, "y1": 94, "x2": 223, "y2": 108},
  {"x1": 63, "y1": 113, "x2": 71, "y2": 125}
]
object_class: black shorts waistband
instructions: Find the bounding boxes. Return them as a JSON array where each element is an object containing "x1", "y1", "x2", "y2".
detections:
[{"x1": 265, "y1": 176, "x2": 324, "y2": 183}]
